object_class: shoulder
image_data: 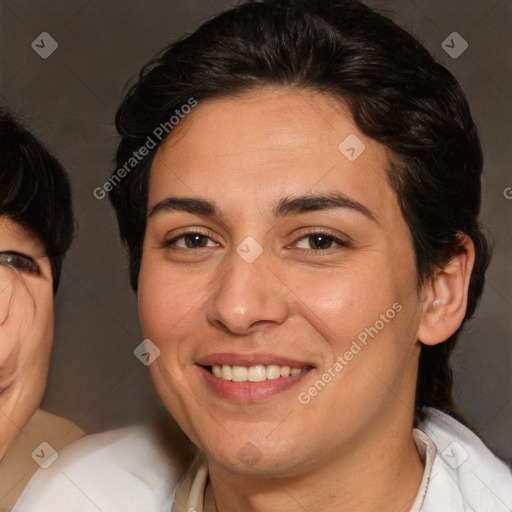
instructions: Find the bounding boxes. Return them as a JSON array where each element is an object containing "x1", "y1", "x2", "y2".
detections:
[
  {"x1": 418, "y1": 408, "x2": 512, "y2": 512},
  {"x1": 13, "y1": 423, "x2": 189, "y2": 512},
  {"x1": 25, "y1": 408, "x2": 86, "y2": 444},
  {"x1": 0, "y1": 409, "x2": 85, "y2": 512}
]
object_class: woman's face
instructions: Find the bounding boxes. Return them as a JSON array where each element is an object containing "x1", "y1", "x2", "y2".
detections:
[
  {"x1": 0, "y1": 216, "x2": 54, "y2": 460},
  {"x1": 138, "y1": 88, "x2": 424, "y2": 477}
]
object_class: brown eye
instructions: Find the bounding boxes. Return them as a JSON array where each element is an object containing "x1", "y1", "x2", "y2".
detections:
[
  {"x1": 308, "y1": 234, "x2": 334, "y2": 250},
  {"x1": 295, "y1": 232, "x2": 349, "y2": 251},
  {"x1": 182, "y1": 233, "x2": 209, "y2": 248},
  {"x1": 165, "y1": 231, "x2": 218, "y2": 249},
  {"x1": 0, "y1": 251, "x2": 40, "y2": 274}
]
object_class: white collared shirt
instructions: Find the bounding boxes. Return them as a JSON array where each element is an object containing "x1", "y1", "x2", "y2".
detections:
[{"x1": 13, "y1": 408, "x2": 512, "y2": 512}]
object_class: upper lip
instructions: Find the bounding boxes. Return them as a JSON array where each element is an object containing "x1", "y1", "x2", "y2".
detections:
[{"x1": 196, "y1": 352, "x2": 315, "y2": 368}]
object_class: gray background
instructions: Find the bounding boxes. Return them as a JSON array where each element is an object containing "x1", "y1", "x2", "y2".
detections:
[{"x1": 1, "y1": 0, "x2": 511, "y2": 460}]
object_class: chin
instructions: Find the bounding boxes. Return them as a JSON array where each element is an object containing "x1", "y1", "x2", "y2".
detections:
[{"x1": 197, "y1": 427, "x2": 309, "y2": 477}]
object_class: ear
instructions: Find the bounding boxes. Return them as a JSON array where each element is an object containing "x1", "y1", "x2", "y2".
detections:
[{"x1": 417, "y1": 234, "x2": 475, "y2": 346}]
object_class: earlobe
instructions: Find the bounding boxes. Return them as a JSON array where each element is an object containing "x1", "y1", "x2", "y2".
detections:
[{"x1": 417, "y1": 234, "x2": 475, "y2": 346}]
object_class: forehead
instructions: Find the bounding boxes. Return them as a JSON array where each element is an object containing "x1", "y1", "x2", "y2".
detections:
[
  {"x1": 0, "y1": 215, "x2": 45, "y2": 256},
  {"x1": 149, "y1": 87, "x2": 398, "y2": 222}
]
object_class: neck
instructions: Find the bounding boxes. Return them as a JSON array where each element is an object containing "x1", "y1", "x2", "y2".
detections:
[{"x1": 206, "y1": 409, "x2": 425, "y2": 512}]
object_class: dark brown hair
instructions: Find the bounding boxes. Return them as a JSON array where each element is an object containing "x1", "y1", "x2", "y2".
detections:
[
  {"x1": 109, "y1": 0, "x2": 491, "y2": 416},
  {"x1": 0, "y1": 108, "x2": 74, "y2": 292}
]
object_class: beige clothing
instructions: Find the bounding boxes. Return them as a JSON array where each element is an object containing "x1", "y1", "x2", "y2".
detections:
[
  {"x1": 0, "y1": 408, "x2": 85, "y2": 511},
  {"x1": 171, "y1": 429, "x2": 436, "y2": 512}
]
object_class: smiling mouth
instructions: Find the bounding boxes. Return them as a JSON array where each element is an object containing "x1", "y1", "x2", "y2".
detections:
[{"x1": 206, "y1": 364, "x2": 312, "y2": 382}]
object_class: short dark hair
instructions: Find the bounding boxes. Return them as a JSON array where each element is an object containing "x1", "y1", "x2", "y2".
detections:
[
  {"x1": 109, "y1": 0, "x2": 491, "y2": 416},
  {"x1": 0, "y1": 108, "x2": 74, "y2": 293}
]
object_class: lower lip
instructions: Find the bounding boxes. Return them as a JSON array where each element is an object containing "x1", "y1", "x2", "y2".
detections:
[{"x1": 198, "y1": 365, "x2": 313, "y2": 403}]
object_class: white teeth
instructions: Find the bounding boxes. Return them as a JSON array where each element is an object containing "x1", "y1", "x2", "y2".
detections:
[
  {"x1": 221, "y1": 365, "x2": 233, "y2": 381},
  {"x1": 266, "y1": 365, "x2": 281, "y2": 380},
  {"x1": 210, "y1": 364, "x2": 306, "y2": 382},
  {"x1": 232, "y1": 365, "x2": 248, "y2": 382},
  {"x1": 248, "y1": 365, "x2": 267, "y2": 382}
]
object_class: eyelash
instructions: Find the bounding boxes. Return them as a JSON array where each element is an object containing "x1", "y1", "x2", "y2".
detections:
[
  {"x1": 164, "y1": 229, "x2": 217, "y2": 249},
  {"x1": 164, "y1": 229, "x2": 350, "y2": 252},
  {"x1": 293, "y1": 230, "x2": 351, "y2": 251},
  {"x1": 0, "y1": 251, "x2": 40, "y2": 274}
]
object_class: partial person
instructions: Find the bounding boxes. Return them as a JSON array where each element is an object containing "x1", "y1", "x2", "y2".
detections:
[
  {"x1": 15, "y1": 1, "x2": 512, "y2": 511},
  {"x1": 0, "y1": 109, "x2": 85, "y2": 511}
]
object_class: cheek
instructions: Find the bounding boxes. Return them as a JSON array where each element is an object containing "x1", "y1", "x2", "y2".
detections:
[
  {"x1": 0, "y1": 344, "x2": 19, "y2": 392},
  {"x1": 0, "y1": 284, "x2": 54, "y2": 394},
  {"x1": 139, "y1": 257, "x2": 169, "y2": 336},
  {"x1": 23, "y1": 286, "x2": 55, "y2": 371},
  {"x1": 283, "y1": 262, "x2": 398, "y2": 343},
  {"x1": 138, "y1": 260, "x2": 198, "y2": 343}
]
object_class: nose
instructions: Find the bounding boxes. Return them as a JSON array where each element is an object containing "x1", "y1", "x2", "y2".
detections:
[{"x1": 205, "y1": 249, "x2": 290, "y2": 335}]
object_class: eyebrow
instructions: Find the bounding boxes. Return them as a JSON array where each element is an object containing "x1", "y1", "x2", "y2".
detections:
[
  {"x1": 274, "y1": 193, "x2": 377, "y2": 222},
  {"x1": 148, "y1": 192, "x2": 377, "y2": 223},
  {"x1": 148, "y1": 197, "x2": 219, "y2": 219}
]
